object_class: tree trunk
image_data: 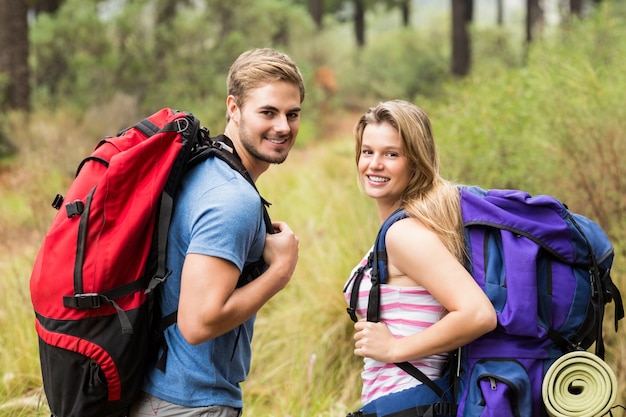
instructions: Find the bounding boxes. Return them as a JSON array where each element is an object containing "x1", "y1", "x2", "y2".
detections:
[
  {"x1": 570, "y1": 0, "x2": 584, "y2": 17},
  {"x1": 466, "y1": 0, "x2": 474, "y2": 22},
  {"x1": 400, "y1": 0, "x2": 410, "y2": 27},
  {"x1": 32, "y1": 0, "x2": 63, "y2": 15},
  {"x1": 354, "y1": 0, "x2": 365, "y2": 47},
  {"x1": 525, "y1": 0, "x2": 542, "y2": 44},
  {"x1": 155, "y1": 0, "x2": 181, "y2": 80},
  {"x1": 310, "y1": 0, "x2": 324, "y2": 30},
  {"x1": 451, "y1": 0, "x2": 471, "y2": 77},
  {"x1": 0, "y1": 0, "x2": 30, "y2": 111},
  {"x1": 156, "y1": 0, "x2": 178, "y2": 25},
  {"x1": 496, "y1": 0, "x2": 504, "y2": 25}
]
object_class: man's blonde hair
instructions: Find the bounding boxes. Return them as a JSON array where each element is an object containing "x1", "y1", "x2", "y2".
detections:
[{"x1": 226, "y1": 48, "x2": 305, "y2": 119}]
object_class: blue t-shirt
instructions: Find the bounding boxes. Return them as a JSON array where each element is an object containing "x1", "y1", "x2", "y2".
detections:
[{"x1": 142, "y1": 153, "x2": 266, "y2": 408}]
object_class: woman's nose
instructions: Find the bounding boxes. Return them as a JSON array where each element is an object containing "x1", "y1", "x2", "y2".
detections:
[{"x1": 371, "y1": 155, "x2": 383, "y2": 169}]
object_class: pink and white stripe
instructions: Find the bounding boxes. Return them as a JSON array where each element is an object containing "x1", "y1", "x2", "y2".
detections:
[{"x1": 344, "y1": 250, "x2": 448, "y2": 404}]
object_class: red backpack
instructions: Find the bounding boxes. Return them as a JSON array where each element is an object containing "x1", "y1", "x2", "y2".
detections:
[{"x1": 29, "y1": 108, "x2": 266, "y2": 417}]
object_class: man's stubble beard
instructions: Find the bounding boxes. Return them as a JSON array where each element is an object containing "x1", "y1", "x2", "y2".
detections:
[{"x1": 239, "y1": 123, "x2": 290, "y2": 165}]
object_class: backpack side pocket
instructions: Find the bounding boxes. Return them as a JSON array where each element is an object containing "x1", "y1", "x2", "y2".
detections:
[{"x1": 462, "y1": 359, "x2": 532, "y2": 417}]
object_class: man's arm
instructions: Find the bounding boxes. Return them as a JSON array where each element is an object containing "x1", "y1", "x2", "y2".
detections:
[{"x1": 177, "y1": 221, "x2": 298, "y2": 345}]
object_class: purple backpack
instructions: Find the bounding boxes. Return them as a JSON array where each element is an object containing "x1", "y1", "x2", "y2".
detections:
[{"x1": 347, "y1": 186, "x2": 623, "y2": 417}]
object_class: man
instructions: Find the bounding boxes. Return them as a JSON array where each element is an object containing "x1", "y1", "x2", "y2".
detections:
[{"x1": 130, "y1": 48, "x2": 304, "y2": 417}]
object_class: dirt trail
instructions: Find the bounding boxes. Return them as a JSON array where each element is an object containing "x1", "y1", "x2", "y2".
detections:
[{"x1": 320, "y1": 110, "x2": 360, "y2": 142}]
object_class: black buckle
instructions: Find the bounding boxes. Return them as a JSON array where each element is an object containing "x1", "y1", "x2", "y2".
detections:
[
  {"x1": 63, "y1": 293, "x2": 102, "y2": 309},
  {"x1": 65, "y1": 200, "x2": 85, "y2": 218},
  {"x1": 432, "y1": 402, "x2": 457, "y2": 416},
  {"x1": 51, "y1": 194, "x2": 64, "y2": 210},
  {"x1": 146, "y1": 270, "x2": 172, "y2": 294},
  {"x1": 346, "y1": 307, "x2": 358, "y2": 323},
  {"x1": 213, "y1": 139, "x2": 234, "y2": 153}
]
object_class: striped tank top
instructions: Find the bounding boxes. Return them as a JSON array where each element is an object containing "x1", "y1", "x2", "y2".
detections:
[{"x1": 344, "y1": 248, "x2": 448, "y2": 405}]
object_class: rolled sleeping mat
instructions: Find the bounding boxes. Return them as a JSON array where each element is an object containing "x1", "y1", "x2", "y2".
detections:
[{"x1": 542, "y1": 351, "x2": 618, "y2": 417}]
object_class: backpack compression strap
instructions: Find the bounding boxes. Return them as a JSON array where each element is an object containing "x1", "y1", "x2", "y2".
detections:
[
  {"x1": 547, "y1": 211, "x2": 624, "y2": 359},
  {"x1": 62, "y1": 112, "x2": 201, "y2": 335},
  {"x1": 145, "y1": 113, "x2": 202, "y2": 295}
]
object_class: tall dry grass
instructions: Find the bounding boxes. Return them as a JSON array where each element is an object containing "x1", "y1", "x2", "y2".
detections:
[
  {"x1": 248, "y1": 133, "x2": 377, "y2": 415},
  {"x1": 4, "y1": 98, "x2": 624, "y2": 415},
  {"x1": 2, "y1": 4, "x2": 626, "y2": 411},
  {"x1": 0, "y1": 100, "x2": 375, "y2": 416}
]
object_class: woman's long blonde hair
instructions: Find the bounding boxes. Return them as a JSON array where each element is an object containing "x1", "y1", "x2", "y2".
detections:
[{"x1": 354, "y1": 100, "x2": 466, "y2": 263}]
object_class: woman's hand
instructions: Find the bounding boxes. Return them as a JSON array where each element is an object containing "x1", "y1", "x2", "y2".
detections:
[{"x1": 353, "y1": 319, "x2": 397, "y2": 362}]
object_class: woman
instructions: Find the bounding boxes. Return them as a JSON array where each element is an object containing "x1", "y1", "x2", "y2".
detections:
[{"x1": 344, "y1": 100, "x2": 497, "y2": 417}]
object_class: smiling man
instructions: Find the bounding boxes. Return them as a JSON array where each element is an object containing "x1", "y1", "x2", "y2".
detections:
[{"x1": 130, "y1": 48, "x2": 305, "y2": 417}]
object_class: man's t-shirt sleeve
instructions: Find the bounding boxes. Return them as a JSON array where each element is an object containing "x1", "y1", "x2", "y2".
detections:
[{"x1": 186, "y1": 177, "x2": 264, "y2": 272}]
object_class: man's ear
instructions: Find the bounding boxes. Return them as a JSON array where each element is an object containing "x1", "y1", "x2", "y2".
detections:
[{"x1": 226, "y1": 95, "x2": 240, "y2": 123}]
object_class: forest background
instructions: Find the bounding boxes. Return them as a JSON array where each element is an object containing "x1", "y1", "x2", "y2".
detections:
[{"x1": 0, "y1": 0, "x2": 625, "y2": 416}]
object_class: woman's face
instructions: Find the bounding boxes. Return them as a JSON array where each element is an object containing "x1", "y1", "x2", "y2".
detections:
[{"x1": 358, "y1": 122, "x2": 411, "y2": 207}]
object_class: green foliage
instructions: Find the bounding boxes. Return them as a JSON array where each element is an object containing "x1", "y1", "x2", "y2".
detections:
[
  {"x1": 430, "y1": 0, "x2": 626, "y2": 230},
  {"x1": 250, "y1": 139, "x2": 377, "y2": 416},
  {"x1": 359, "y1": 27, "x2": 448, "y2": 100},
  {"x1": 2, "y1": 1, "x2": 625, "y2": 415},
  {"x1": 470, "y1": 25, "x2": 526, "y2": 71},
  {"x1": 430, "y1": 68, "x2": 548, "y2": 191},
  {"x1": 30, "y1": 0, "x2": 115, "y2": 109},
  {"x1": 29, "y1": 0, "x2": 315, "y2": 122},
  {"x1": 524, "y1": 2, "x2": 626, "y2": 232},
  {"x1": 333, "y1": 26, "x2": 449, "y2": 106},
  {"x1": 0, "y1": 118, "x2": 17, "y2": 160},
  {"x1": 26, "y1": 0, "x2": 531, "y2": 142},
  {"x1": 323, "y1": 12, "x2": 526, "y2": 109},
  {"x1": 424, "y1": 4, "x2": 626, "y2": 403}
]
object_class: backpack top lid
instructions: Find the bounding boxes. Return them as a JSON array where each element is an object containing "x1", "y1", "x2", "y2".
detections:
[
  {"x1": 460, "y1": 186, "x2": 614, "y2": 268},
  {"x1": 374, "y1": 186, "x2": 615, "y2": 286}
]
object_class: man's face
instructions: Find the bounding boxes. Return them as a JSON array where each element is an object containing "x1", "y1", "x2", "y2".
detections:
[{"x1": 230, "y1": 81, "x2": 301, "y2": 173}]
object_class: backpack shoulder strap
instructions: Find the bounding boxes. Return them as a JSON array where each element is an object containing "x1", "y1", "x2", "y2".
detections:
[
  {"x1": 146, "y1": 113, "x2": 202, "y2": 294},
  {"x1": 368, "y1": 208, "x2": 409, "y2": 322},
  {"x1": 348, "y1": 207, "x2": 458, "y2": 401},
  {"x1": 155, "y1": 133, "x2": 275, "y2": 371},
  {"x1": 188, "y1": 134, "x2": 273, "y2": 234},
  {"x1": 346, "y1": 208, "x2": 409, "y2": 323}
]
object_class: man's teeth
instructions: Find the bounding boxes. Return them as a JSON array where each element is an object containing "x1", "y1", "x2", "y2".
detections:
[{"x1": 268, "y1": 138, "x2": 287, "y2": 144}]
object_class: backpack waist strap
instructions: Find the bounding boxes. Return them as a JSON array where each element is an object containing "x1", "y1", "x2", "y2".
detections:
[{"x1": 346, "y1": 401, "x2": 456, "y2": 417}]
